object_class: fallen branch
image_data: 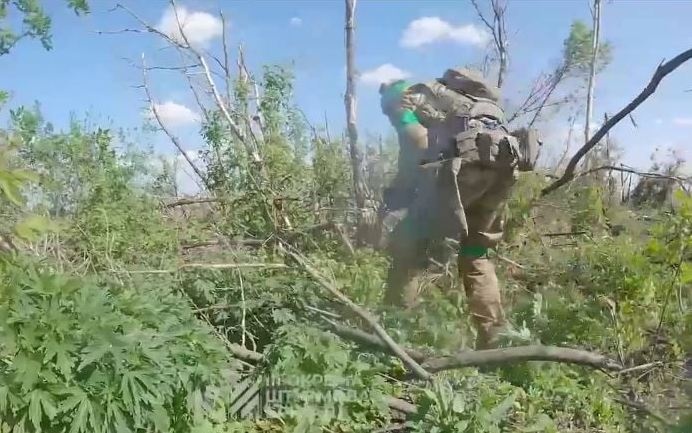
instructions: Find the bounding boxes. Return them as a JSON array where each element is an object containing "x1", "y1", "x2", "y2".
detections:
[
  {"x1": 614, "y1": 398, "x2": 670, "y2": 426},
  {"x1": 382, "y1": 396, "x2": 418, "y2": 415},
  {"x1": 286, "y1": 222, "x2": 355, "y2": 256},
  {"x1": 165, "y1": 197, "x2": 224, "y2": 208},
  {"x1": 280, "y1": 244, "x2": 431, "y2": 381},
  {"x1": 542, "y1": 48, "x2": 692, "y2": 196},
  {"x1": 495, "y1": 253, "x2": 526, "y2": 270},
  {"x1": 325, "y1": 320, "x2": 430, "y2": 363},
  {"x1": 115, "y1": 263, "x2": 287, "y2": 274},
  {"x1": 422, "y1": 345, "x2": 622, "y2": 373},
  {"x1": 541, "y1": 231, "x2": 588, "y2": 237},
  {"x1": 577, "y1": 164, "x2": 691, "y2": 184},
  {"x1": 180, "y1": 239, "x2": 266, "y2": 250},
  {"x1": 323, "y1": 320, "x2": 621, "y2": 373},
  {"x1": 228, "y1": 343, "x2": 264, "y2": 363}
]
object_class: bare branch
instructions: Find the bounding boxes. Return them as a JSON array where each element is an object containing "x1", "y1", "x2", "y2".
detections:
[
  {"x1": 584, "y1": 0, "x2": 603, "y2": 145},
  {"x1": 325, "y1": 320, "x2": 431, "y2": 362},
  {"x1": 141, "y1": 54, "x2": 209, "y2": 188},
  {"x1": 116, "y1": 262, "x2": 288, "y2": 274},
  {"x1": 116, "y1": 1, "x2": 262, "y2": 167},
  {"x1": 165, "y1": 197, "x2": 225, "y2": 208},
  {"x1": 180, "y1": 239, "x2": 266, "y2": 250},
  {"x1": 324, "y1": 319, "x2": 622, "y2": 374},
  {"x1": 542, "y1": 48, "x2": 692, "y2": 196},
  {"x1": 470, "y1": 0, "x2": 508, "y2": 88},
  {"x1": 576, "y1": 164, "x2": 691, "y2": 184},
  {"x1": 422, "y1": 345, "x2": 622, "y2": 373},
  {"x1": 281, "y1": 243, "x2": 431, "y2": 380}
]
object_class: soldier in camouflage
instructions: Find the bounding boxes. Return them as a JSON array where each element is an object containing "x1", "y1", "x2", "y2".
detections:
[
  {"x1": 380, "y1": 68, "x2": 540, "y2": 350},
  {"x1": 378, "y1": 80, "x2": 455, "y2": 306}
]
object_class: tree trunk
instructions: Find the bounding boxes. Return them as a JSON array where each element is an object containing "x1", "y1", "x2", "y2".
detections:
[
  {"x1": 493, "y1": 0, "x2": 508, "y2": 89},
  {"x1": 584, "y1": 0, "x2": 602, "y2": 146},
  {"x1": 344, "y1": 0, "x2": 370, "y2": 245}
]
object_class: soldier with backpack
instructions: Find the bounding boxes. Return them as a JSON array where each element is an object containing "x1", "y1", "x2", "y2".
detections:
[{"x1": 381, "y1": 67, "x2": 540, "y2": 349}]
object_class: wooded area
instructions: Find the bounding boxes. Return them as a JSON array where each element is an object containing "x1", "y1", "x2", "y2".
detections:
[{"x1": 0, "y1": 1, "x2": 690, "y2": 432}]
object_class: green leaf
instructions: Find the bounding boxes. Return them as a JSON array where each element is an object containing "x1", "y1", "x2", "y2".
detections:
[
  {"x1": 69, "y1": 398, "x2": 91, "y2": 433},
  {"x1": 681, "y1": 262, "x2": 692, "y2": 284},
  {"x1": 13, "y1": 215, "x2": 60, "y2": 241},
  {"x1": 0, "y1": 386, "x2": 8, "y2": 412},
  {"x1": 489, "y1": 390, "x2": 518, "y2": 422},
  {"x1": 520, "y1": 414, "x2": 555, "y2": 432},
  {"x1": 77, "y1": 344, "x2": 110, "y2": 371},
  {"x1": 151, "y1": 404, "x2": 170, "y2": 432},
  {"x1": 28, "y1": 389, "x2": 56, "y2": 430},
  {"x1": 110, "y1": 404, "x2": 132, "y2": 433},
  {"x1": 451, "y1": 394, "x2": 466, "y2": 414},
  {"x1": 0, "y1": 171, "x2": 25, "y2": 206},
  {"x1": 15, "y1": 356, "x2": 41, "y2": 391}
]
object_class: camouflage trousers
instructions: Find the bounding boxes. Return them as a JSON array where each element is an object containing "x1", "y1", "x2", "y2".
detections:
[{"x1": 384, "y1": 163, "x2": 517, "y2": 349}]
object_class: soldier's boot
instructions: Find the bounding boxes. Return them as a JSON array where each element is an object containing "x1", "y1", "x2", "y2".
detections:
[{"x1": 458, "y1": 251, "x2": 506, "y2": 350}]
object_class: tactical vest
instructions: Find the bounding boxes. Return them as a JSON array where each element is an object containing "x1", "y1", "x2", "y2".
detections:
[{"x1": 413, "y1": 70, "x2": 540, "y2": 172}]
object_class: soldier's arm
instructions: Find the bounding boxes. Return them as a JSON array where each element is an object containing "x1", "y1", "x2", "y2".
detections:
[{"x1": 395, "y1": 84, "x2": 453, "y2": 152}]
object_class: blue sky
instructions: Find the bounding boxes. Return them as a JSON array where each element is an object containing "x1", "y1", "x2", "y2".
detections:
[{"x1": 2, "y1": 0, "x2": 692, "y2": 189}]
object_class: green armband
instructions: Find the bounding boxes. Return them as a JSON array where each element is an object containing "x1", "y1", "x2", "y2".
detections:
[
  {"x1": 399, "y1": 109, "x2": 420, "y2": 126},
  {"x1": 459, "y1": 245, "x2": 489, "y2": 258}
]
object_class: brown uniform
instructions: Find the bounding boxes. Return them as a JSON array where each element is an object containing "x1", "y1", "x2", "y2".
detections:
[{"x1": 382, "y1": 69, "x2": 519, "y2": 350}]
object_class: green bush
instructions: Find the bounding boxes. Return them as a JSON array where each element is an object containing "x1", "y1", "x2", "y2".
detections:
[{"x1": 0, "y1": 256, "x2": 235, "y2": 432}]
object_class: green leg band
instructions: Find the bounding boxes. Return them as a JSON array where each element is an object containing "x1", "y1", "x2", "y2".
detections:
[{"x1": 459, "y1": 245, "x2": 489, "y2": 258}]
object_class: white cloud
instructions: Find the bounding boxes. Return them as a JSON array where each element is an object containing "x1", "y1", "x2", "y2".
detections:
[
  {"x1": 156, "y1": 5, "x2": 223, "y2": 47},
  {"x1": 151, "y1": 101, "x2": 201, "y2": 126},
  {"x1": 672, "y1": 117, "x2": 692, "y2": 126},
  {"x1": 400, "y1": 17, "x2": 489, "y2": 48},
  {"x1": 290, "y1": 17, "x2": 302, "y2": 27},
  {"x1": 359, "y1": 64, "x2": 411, "y2": 86}
]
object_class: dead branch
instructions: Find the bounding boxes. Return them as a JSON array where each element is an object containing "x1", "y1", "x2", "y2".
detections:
[
  {"x1": 220, "y1": 11, "x2": 233, "y2": 105},
  {"x1": 115, "y1": 263, "x2": 287, "y2": 274},
  {"x1": 495, "y1": 253, "x2": 526, "y2": 269},
  {"x1": 225, "y1": 343, "x2": 263, "y2": 363},
  {"x1": 176, "y1": 50, "x2": 210, "y2": 123},
  {"x1": 584, "y1": 0, "x2": 602, "y2": 145},
  {"x1": 285, "y1": 221, "x2": 355, "y2": 255},
  {"x1": 577, "y1": 164, "x2": 691, "y2": 184},
  {"x1": 165, "y1": 197, "x2": 224, "y2": 208},
  {"x1": 470, "y1": 0, "x2": 508, "y2": 88},
  {"x1": 614, "y1": 398, "x2": 670, "y2": 426},
  {"x1": 141, "y1": 54, "x2": 209, "y2": 188},
  {"x1": 382, "y1": 396, "x2": 418, "y2": 415},
  {"x1": 325, "y1": 319, "x2": 621, "y2": 372},
  {"x1": 180, "y1": 239, "x2": 265, "y2": 250},
  {"x1": 116, "y1": 2, "x2": 262, "y2": 166},
  {"x1": 344, "y1": 0, "x2": 371, "y2": 245},
  {"x1": 422, "y1": 345, "x2": 622, "y2": 373},
  {"x1": 542, "y1": 48, "x2": 692, "y2": 196},
  {"x1": 325, "y1": 320, "x2": 431, "y2": 362},
  {"x1": 541, "y1": 231, "x2": 588, "y2": 237},
  {"x1": 280, "y1": 243, "x2": 431, "y2": 380}
]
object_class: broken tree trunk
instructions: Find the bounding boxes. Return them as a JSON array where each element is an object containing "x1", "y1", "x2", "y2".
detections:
[
  {"x1": 344, "y1": 0, "x2": 371, "y2": 246},
  {"x1": 584, "y1": 0, "x2": 602, "y2": 147}
]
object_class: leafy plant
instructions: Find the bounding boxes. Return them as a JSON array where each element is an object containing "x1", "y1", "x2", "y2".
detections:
[{"x1": 0, "y1": 256, "x2": 235, "y2": 432}]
